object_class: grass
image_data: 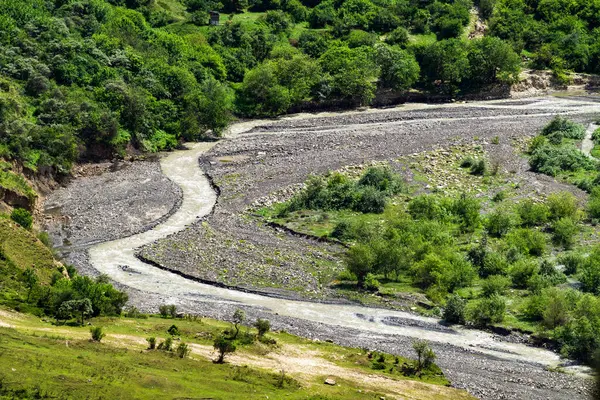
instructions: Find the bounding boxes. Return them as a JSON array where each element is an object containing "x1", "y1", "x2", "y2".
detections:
[
  {"x1": 0, "y1": 167, "x2": 36, "y2": 201},
  {"x1": 0, "y1": 309, "x2": 474, "y2": 400}
]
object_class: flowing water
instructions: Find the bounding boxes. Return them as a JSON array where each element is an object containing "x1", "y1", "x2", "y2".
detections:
[{"x1": 87, "y1": 97, "x2": 600, "y2": 373}]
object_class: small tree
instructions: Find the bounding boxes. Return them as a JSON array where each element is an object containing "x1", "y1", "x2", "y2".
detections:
[
  {"x1": 147, "y1": 337, "x2": 156, "y2": 350},
  {"x1": 58, "y1": 299, "x2": 93, "y2": 326},
  {"x1": 158, "y1": 305, "x2": 169, "y2": 318},
  {"x1": 22, "y1": 267, "x2": 38, "y2": 301},
  {"x1": 167, "y1": 325, "x2": 180, "y2": 336},
  {"x1": 90, "y1": 326, "x2": 105, "y2": 342},
  {"x1": 254, "y1": 318, "x2": 271, "y2": 339},
  {"x1": 176, "y1": 343, "x2": 191, "y2": 359},
  {"x1": 232, "y1": 309, "x2": 246, "y2": 339},
  {"x1": 412, "y1": 340, "x2": 436, "y2": 372},
  {"x1": 168, "y1": 305, "x2": 178, "y2": 318},
  {"x1": 443, "y1": 294, "x2": 466, "y2": 324},
  {"x1": 213, "y1": 334, "x2": 236, "y2": 363},
  {"x1": 158, "y1": 337, "x2": 173, "y2": 352}
]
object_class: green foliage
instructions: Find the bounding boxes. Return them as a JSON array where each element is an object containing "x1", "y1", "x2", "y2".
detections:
[
  {"x1": 58, "y1": 298, "x2": 93, "y2": 326},
  {"x1": 254, "y1": 318, "x2": 271, "y2": 338},
  {"x1": 530, "y1": 143, "x2": 596, "y2": 177},
  {"x1": 481, "y1": 275, "x2": 511, "y2": 297},
  {"x1": 147, "y1": 336, "x2": 157, "y2": 349},
  {"x1": 466, "y1": 294, "x2": 506, "y2": 326},
  {"x1": 452, "y1": 194, "x2": 480, "y2": 232},
  {"x1": 516, "y1": 200, "x2": 549, "y2": 227},
  {"x1": 176, "y1": 342, "x2": 191, "y2": 358},
  {"x1": 541, "y1": 116, "x2": 586, "y2": 142},
  {"x1": 10, "y1": 208, "x2": 32, "y2": 230},
  {"x1": 236, "y1": 63, "x2": 291, "y2": 117},
  {"x1": 375, "y1": 44, "x2": 420, "y2": 91},
  {"x1": 587, "y1": 188, "x2": 600, "y2": 220},
  {"x1": 90, "y1": 326, "x2": 106, "y2": 342},
  {"x1": 168, "y1": 324, "x2": 181, "y2": 336},
  {"x1": 443, "y1": 294, "x2": 466, "y2": 324},
  {"x1": 484, "y1": 209, "x2": 515, "y2": 238},
  {"x1": 551, "y1": 217, "x2": 578, "y2": 249},
  {"x1": 213, "y1": 334, "x2": 236, "y2": 363},
  {"x1": 509, "y1": 259, "x2": 540, "y2": 289},
  {"x1": 581, "y1": 246, "x2": 600, "y2": 295},
  {"x1": 506, "y1": 228, "x2": 546, "y2": 256},
  {"x1": 547, "y1": 192, "x2": 579, "y2": 220},
  {"x1": 412, "y1": 340, "x2": 436, "y2": 373},
  {"x1": 558, "y1": 252, "x2": 584, "y2": 275},
  {"x1": 158, "y1": 336, "x2": 174, "y2": 351}
]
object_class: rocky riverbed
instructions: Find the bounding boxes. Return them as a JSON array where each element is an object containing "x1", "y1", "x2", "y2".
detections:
[{"x1": 44, "y1": 96, "x2": 600, "y2": 400}]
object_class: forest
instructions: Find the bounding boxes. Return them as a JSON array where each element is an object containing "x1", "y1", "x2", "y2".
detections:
[{"x1": 0, "y1": 0, "x2": 597, "y2": 175}]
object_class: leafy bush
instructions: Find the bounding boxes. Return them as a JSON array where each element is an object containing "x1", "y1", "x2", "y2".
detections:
[
  {"x1": 412, "y1": 340, "x2": 436, "y2": 372},
  {"x1": 558, "y1": 252, "x2": 584, "y2": 275},
  {"x1": 176, "y1": 342, "x2": 191, "y2": 359},
  {"x1": 581, "y1": 247, "x2": 600, "y2": 295},
  {"x1": 505, "y1": 228, "x2": 546, "y2": 256},
  {"x1": 408, "y1": 195, "x2": 449, "y2": 221},
  {"x1": 530, "y1": 144, "x2": 595, "y2": 177},
  {"x1": 469, "y1": 159, "x2": 487, "y2": 176},
  {"x1": 213, "y1": 334, "x2": 236, "y2": 363},
  {"x1": 443, "y1": 294, "x2": 466, "y2": 324},
  {"x1": 168, "y1": 325, "x2": 180, "y2": 336},
  {"x1": 587, "y1": 188, "x2": 600, "y2": 220},
  {"x1": 452, "y1": 194, "x2": 480, "y2": 232},
  {"x1": 516, "y1": 200, "x2": 549, "y2": 227},
  {"x1": 146, "y1": 337, "x2": 156, "y2": 350},
  {"x1": 484, "y1": 209, "x2": 515, "y2": 238},
  {"x1": 10, "y1": 208, "x2": 32, "y2": 230},
  {"x1": 466, "y1": 295, "x2": 506, "y2": 327},
  {"x1": 509, "y1": 259, "x2": 540, "y2": 289},
  {"x1": 547, "y1": 192, "x2": 579, "y2": 220},
  {"x1": 480, "y1": 251, "x2": 509, "y2": 278},
  {"x1": 254, "y1": 318, "x2": 271, "y2": 338},
  {"x1": 551, "y1": 217, "x2": 578, "y2": 249},
  {"x1": 541, "y1": 116, "x2": 586, "y2": 142},
  {"x1": 481, "y1": 275, "x2": 511, "y2": 297},
  {"x1": 90, "y1": 326, "x2": 105, "y2": 342},
  {"x1": 158, "y1": 337, "x2": 173, "y2": 352},
  {"x1": 363, "y1": 273, "x2": 380, "y2": 291}
]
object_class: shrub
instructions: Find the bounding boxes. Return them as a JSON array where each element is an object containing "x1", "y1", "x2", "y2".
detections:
[
  {"x1": 480, "y1": 251, "x2": 508, "y2": 278},
  {"x1": 469, "y1": 159, "x2": 487, "y2": 176},
  {"x1": 232, "y1": 309, "x2": 246, "y2": 339},
  {"x1": 516, "y1": 200, "x2": 549, "y2": 227},
  {"x1": 467, "y1": 295, "x2": 506, "y2": 326},
  {"x1": 254, "y1": 318, "x2": 271, "y2": 338},
  {"x1": 541, "y1": 116, "x2": 586, "y2": 141},
  {"x1": 580, "y1": 247, "x2": 600, "y2": 295},
  {"x1": 484, "y1": 209, "x2": 515, "y2": 237},
  {"x1": 159, "y1": 305, "x2": 169, "y2": 318},
  {"x1": 90, "y1": 326, "x2": 105, "y2": 342},
  {"x1": 408, "y1": 195, "x2": 448, "y2": 221},
  {"x1": 158, "y1": 337, "x2": 173, "y2": 352},
  {"x1": 551, "y1": 217, "x2": 578, "y2": 249},
  {"x1": 481, "y1": 275, "x2": 511, "y2": 297},
  {"x1": 213, "y1": 334, "x2": 236, "y2": 363},
  {"x1": 386, "y1": 27, "x2": 409, "y2": 46},
  {"x1": 452, "y1": 194, "x2": 480, "y2": 232},
  {"x1": 146, "y1": 337, "x2": 156, "y2": 350},
  {"x1": 509, "y1": 259, "x2": 540, "y2": 289},
  {"x1": 353, "y1": 186, "x2": 387, "y2": 214},
  {"x1": 588, "y1": 188, "x2": 600, "y2": 220},
  {"x1": 460, "y1": 156, "x2": 476, "y2": 168},
  {"x1": 168, "y1": 324, "x2": 180, "y2": 336},
  {"x1": 530, "y1": 144, "x2": 595, "y2": 176},
  {"x1": 176, "y1": 343, "x2": 191, "y2": 359},
  {"x1": 443, "y1": 294, "x2": 466, "y2": 324},
  {"x1": 547, "y1": 192, "x2": 579, "y2": 220},
  {"x1": 412, "y1": 340, "x2": 436, "y2": 372},
  {"x1": 558, "y1": 252, "x2": 585, "y2": 275},
  {"x1": 363, "y1": 273, "x2": 380, "y2": 291},
  {"x1": 506, "y1": 228, "x2": 546, "y2": 256},
  {"x1": 11, "y1": 208, "x2": 32, "y2": 230}
]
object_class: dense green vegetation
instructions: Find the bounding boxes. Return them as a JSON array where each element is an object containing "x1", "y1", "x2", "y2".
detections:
[
  {"x1": 263, "y1": 118, "x2": 600, "y2": 366},
  {"x1": 0, "y1": 0, "x2": 523, "y2": 179},
  {"x1": 0, "y1": 214, "x2": 128, "y2": 325}
]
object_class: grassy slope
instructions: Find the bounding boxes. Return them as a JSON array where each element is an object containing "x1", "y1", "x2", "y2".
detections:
[
  {"x1": 0, "y1": 309, "x2": 474, "y2": 400},
  {"x1": 0, "y1": 218, "x2": 57, "y2": 311}
]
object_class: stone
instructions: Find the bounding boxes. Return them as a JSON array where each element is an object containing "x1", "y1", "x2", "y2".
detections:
[{"x1": 324, "y1": 378, "x2": 336, "y2": 386}]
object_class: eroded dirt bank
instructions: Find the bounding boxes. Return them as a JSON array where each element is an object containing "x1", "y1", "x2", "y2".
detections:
[{"x1": 45, "y1": 96, "x2": 600, "y2": 400}]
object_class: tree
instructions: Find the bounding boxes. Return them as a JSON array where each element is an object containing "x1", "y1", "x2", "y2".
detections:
[
  {"x1": 232, "y1": 309, "x2": 246, "y2": 339},
  {"x1": 467, "y1": 37, "x2": 521, "y2": 85},
  {"x1": 58, "y1": 298, "x2": 93, "y2": 326},
  {"x1": 419, "y1": 39, "x2": 470, "y2": 96},
  {"x1": 183, "y1": 78, "x2": 233, "y2": 138},
  {"x1": 412, "y1": 340, "x2": 436, "y2": 372},
  {"x1": 213, "y1": 334, "x2": 236, "y2": 363},
  {"x1": 444, "y1": 294, "x2": 466, "y2": 324},
  {"x1": 254, "y1": 318, "x2": 271, "y2": 338},
  {"x1": 22, "y1": 267, "x2": 38, "y2": 301},
  {"x1": 235, "y1": 63, "x2": 291, "y2": 117},
  {"x1": 176, "y1": 342, "x2": 191, "y2": 358},
  {"x1": 375, "y1": 44, "x2": 420, "y2": 91},
  {"x1": 345, "y1": 243, "x2": 375, "y2": 286}
]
